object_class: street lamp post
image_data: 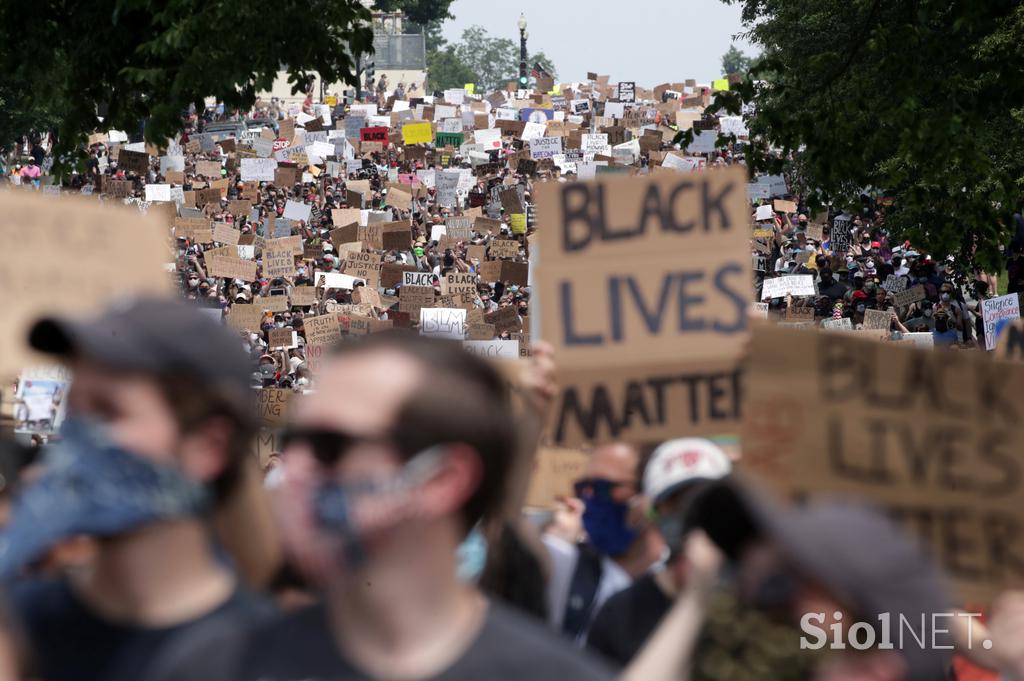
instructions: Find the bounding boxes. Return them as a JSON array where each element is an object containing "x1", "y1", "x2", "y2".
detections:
[{"x1": 518, "y1": 14, "x2": 528, "y2": 88}]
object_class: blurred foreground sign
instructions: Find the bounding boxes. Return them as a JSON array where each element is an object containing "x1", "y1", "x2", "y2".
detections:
[
  {"x1": 534, "y1": 166, "x2": 751, "y2": 446},
  {"x1": 0, "y1": 191, "x2": 172, "y2": 377},
  {"x1": 742, "y1": 324, "x2": 1024, "y2": 604}
]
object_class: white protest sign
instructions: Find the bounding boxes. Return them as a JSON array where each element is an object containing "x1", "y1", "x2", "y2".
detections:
[
  {"x1": 581, "y1": 133, "x2": 610, "y2": 156},
  {"x1": 718, "y1": 116, "x2": 749, "y2": 137},
  {"x1": 521, "y1": 121, "x2": 547, "y2": 141},
  {"x1": 283, "y1": 200, "x2": 312, "y2": 222},
  {"x1": 821, "y1": 317, "x2": 853, "y2": 331},
  {"x1": 144, "y1": 184, "x2": 172, "y2": 202},
  {"x1": 463, "y1": 340, "x2": 520, "y2": 360},
  {"x1": 240, "y1": 158, "x2": 277, "y2": 182},
  {"x1": 761, "y1": 275, "x2": 816, "y2": 300},
  {"x1": 528, "y1": 136, "x2": 562, "y2": 160},
  {"x1": 686, "y1": 130, "x2": 719, "y2": 154},
  {"x1": 314, "y1": 272, "x2": 364, "y2": 290},
  {"x1": 755, "y1": 204, "x2": 774, "y2": 221},
  {"x1": 403, "y1": 271, "x2": 434, "y2": 287},
  {"x1": 662, "y1": 154, "x2": 704, "y2": 173},
  {"x1": 420, "y1": 308, "x2": 466, "y2": 340},
  {"x1": 474, "y1": 128, "x2": 502, "y2": 150},
  {"x1": 982, "y1": 293, "x2": 1021, "y2": 351}
]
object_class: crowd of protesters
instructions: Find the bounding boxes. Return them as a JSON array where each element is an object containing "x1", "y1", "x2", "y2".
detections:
[{"x1": 0, "y1": 71, "x2": 1022, "y2": 681}]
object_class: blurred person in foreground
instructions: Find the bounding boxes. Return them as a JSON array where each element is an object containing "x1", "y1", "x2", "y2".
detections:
[
  {"x1": 154, "y1": 332, "x2": 613, "y2": 681},
  {"x1": 587, "y1": 438, "x2": 732, "y2": 667},
  {"x1": 1, "y1": 298, "x2": 278, "y2": 681},
  {"x1": 625, "y1": 477, "x2": 954, "y2": 681},
  {"x1": 543, "y1": 441, "x2": 664, "y2": 643}
]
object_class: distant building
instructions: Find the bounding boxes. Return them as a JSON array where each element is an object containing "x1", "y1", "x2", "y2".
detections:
[{"x1": 256, "y1": 9, "x2": 426, "y2": 107}]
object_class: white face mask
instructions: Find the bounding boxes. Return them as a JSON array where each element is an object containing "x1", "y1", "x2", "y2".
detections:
[{"x1": 275, "y1": 321, "x2": 285, "y2": 328}]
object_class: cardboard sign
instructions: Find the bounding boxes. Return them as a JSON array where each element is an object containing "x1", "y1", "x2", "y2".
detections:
[
  {"x1": 483, "y1": 305, "x2": 521, "y2": 335},
  {"x1": 212, "y1": 222, "x2": 240, "y2": 246},
  {"x1": 206, "y1": 255, "x2": 257, "y2": 281},
  {"x1": 805, "y1": 223, "x2": 825, "y2": 241},
  {"x1": 381, "y1": 222, "x2": 412, "y2": 250},
  {"x1": 882, "y1": 274, "x2": 908, "y2": 294},
  {"x1": 268, "y1": 328, "x2": 298, "y2": 349},
  {"x1": 304, "y1": 313, "x2": 341, "y2": 346},
  {"x1": 862, "y1": 308, "x2": 892, "y2": 331},
  {"x1": 466, "y1": 323, "x2": 496, "y2": 341},
  {"x1": 381, "y1": 263, "x2": 416, "y2": 288},
  {"x1": 489, "y1": 239, "x2": 520, "y2": 259},
  {"x1": 399, "y1": 285, "x2": 435, "y2": 315},
  {"x1": 773, "y1": 199, "x2": 797, "y2": 214},
  {"x1": 226, "y1": 304, "x2": 265, "y2": 332},
  {"x1": 534, "y1": 167, "x2": 750, "y2": 446},
  {"x1": 741, "y1": 324, "x2": 1024, "y2": 603},
  {"x1": 525, "y1": 447, "x2": 592, "y2": 510},
  {"x1": 420, "y1": 308, "x2": 466, "y2": 340},
  {"x1": 0, "y1": 192, "x2": 172, "y2": 376},
  {"x1": 892, "y1": 285, "x2": 926, "y2": 308},
  {"x1": 786, "y1": 306, "x2": 816, "y2": 322},
  {"x1": 982, "y1": 293, "x2": 1021, "y2": 351},
  {"x1": 256, "y1": 388, "x2": 291, "y2": 428},
  {"x1": 441, "y1": 272, "x2": 477, "y2": 295},
  {"x1": 290, "y1": 286, "x2": 317, "y2": 307},
  {"x1": 263, "y1": 247, "x2": 296, "y2": 279},
  {"x1": 118, "y1": 149, "x2": 150, "y2": 175}
]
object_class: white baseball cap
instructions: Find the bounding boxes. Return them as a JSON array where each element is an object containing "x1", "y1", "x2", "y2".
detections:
[{"x1": 643, "y1": 438, "x2": 732, "y2": 503}]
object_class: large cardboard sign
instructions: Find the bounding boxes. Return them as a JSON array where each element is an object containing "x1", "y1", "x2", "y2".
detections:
[
  {"x1": 741, "y1": 324, "x2": 1024, "y2": 603},
  {"x1": 534, "y1": 166, "x2": 751, "y2": 445}
]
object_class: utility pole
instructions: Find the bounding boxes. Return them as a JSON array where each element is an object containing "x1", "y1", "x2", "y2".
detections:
[{"x1": 517, "y1": 14, "x2": 528, "y2": 89}]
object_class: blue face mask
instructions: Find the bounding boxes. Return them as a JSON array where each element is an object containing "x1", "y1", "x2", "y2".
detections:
[
  {"x1": 582, "y1": 497, "x2": 637, "y2": 557},
  {"x1": 0, "y1": 416, "x2": 208, "y2": 576},
  {"x1": 455, "y1": 524, "x2": 488, "y2": 583}
]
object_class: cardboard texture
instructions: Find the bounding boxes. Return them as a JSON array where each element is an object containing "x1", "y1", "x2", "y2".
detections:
[
  {"x1": 534, "y1": 166, "x2": 751, "y2": 445},
  {"x1": 741, "y1": 324, "x2": 1024, "y2": 604}
]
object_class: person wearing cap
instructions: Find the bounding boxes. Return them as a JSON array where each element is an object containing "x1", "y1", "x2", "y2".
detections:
[
  {"x1": 154, "y1": 332, "x2": 613, "y2": 681},
  {"x1": 626, "y1": 478, "x2": 955, "y2": 681},
  {"x1": 3, "y1": 297, "x2": 277, "y2": 681},
  {"x1": 586, "y1": 439, "x2": 731, "y2": 668}
]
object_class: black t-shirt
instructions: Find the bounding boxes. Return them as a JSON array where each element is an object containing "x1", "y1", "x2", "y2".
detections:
[
  {"x1": 152, "y1": 599, "x2": 614, "y2": 681},
  {"x1": 12, "y1": 577, "x2": 274, "y2": 681},
  {"x1": 586, "y1": 573, "x2": 672, "y2": 669}
]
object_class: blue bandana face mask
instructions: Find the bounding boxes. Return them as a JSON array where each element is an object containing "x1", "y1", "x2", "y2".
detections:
[
  {"x1": 0, "y1": 416, "x2": 209, "y2": 577},
  {"x1": 581, "y1": 496, "x2": 637, "y2": 557}
]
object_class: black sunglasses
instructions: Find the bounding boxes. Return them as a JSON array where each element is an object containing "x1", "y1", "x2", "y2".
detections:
[{"x1": 280, "y1": 426, "x2": 389, "y2": 466}]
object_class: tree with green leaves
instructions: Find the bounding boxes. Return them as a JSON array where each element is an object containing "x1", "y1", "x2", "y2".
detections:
[
  {"x1": 426, "y1": 47, "x2": 477, "y2": 92},
  {"x1": 447, "y1": 26, "x2": 556, "y2": 92},
  {"x1": 713, "y1": 0, "x2": 1024, "y2": 272},
  {"x1": 721, "y1": 44, "x2": 754, "y2": 75},
  {"x1": 0, "y1": 0, "x2": 374, "y2": 172}
]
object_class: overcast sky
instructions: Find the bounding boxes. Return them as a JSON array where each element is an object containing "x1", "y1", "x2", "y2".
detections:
[{"x1": 441, "y1": 0, "x2": 756, "y2": 85}]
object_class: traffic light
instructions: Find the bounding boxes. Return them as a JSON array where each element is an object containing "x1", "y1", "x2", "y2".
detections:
[{"x1": 519, "y1": 75, "x2": 528, "y2": 87}]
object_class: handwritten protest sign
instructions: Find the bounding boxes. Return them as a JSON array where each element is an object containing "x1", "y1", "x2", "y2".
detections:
[
  {"x1": 534, "y1": 166, "x2": 750, "y2": 445},
  {"x1": 402, "y1": 122, "x2": 433, "y2": 145},
  {"x1": 760, "y1": 275, "x2": 816, "y2": 300},
  {"x1": 420, "y1": 308, "x2": 466, "y2": 340},
  {"x1": 403, "y1": 271, "x2": 434, "y2": 287},
  {"x1": 741, "y1": 324, "x2": 1024, "y2": 603},
  {"x1": 524, "y1": 447, "x2": 592, "y2": 510},
  {"x1": 982, "y1": 293, "x2": 1021, "y2": 351},
  {"x1": 240, "y1": 158, "x2": 277, "y2": 182},
  {"x1": 463, "y1": 340, "x2": 520, "y2": 360},
  {"x1": 256, "y1": 388, "x2": 291, "y2": 428},
  {"x1": 0, "y1": 192, "x2": 172, "y2": 376},
  {"x1": 862, "y1": 308, "x2": 892, "y2": 331},
  {"x1": 892, "y1": 285, "x2": 926, "y2": 308}
]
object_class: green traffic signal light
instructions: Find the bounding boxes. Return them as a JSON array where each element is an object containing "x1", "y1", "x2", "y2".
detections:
[{"x1": 519, "y1": 76, "x2": 528, "y2": 85}]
